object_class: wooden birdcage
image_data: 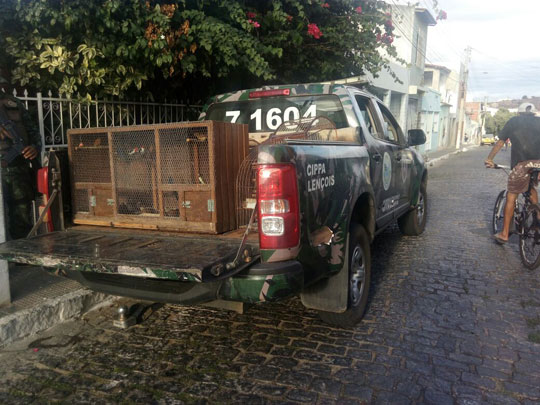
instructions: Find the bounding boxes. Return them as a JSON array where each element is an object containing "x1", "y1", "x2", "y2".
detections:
[{"x1": 68, "y1": 121, "x2": 248, "y2": 234}]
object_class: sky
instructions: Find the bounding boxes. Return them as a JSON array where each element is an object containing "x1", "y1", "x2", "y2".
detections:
[{"x1": 405, "y1": 0, "x2": 540, "y2": 101}]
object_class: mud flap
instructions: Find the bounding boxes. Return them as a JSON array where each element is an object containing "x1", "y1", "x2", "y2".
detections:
[{"x1": 300, "y1": 243, "x2": 349, "y2": 313}]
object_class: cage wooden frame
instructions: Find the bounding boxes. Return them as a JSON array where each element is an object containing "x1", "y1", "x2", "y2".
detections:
[{"x1": 67, "y1": 121, "x2": 248, "y2": 234}]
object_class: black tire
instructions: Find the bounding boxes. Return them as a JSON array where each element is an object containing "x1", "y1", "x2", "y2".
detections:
[
  {"x1": 492, "y1": 190, "x2": 506, "y2": 235},
  {"x1": 318, "y1": 223, "x2": 371, "y2": 327},
  {"x1": 398, "y1": 182, "x2": 427, "y2": 236},
  {"x1": 519, "y1": 209, "x2": 540, "y2": 270}
]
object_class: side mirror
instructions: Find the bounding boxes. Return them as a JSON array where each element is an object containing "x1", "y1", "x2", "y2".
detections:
[{"x1": 408, "y1": 129, "x2": 426, "y2": 146}]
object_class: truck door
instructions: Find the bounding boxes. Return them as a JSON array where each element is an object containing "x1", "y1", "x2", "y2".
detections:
[
  {"x1": 352, "y1": 94, "x2": 401, "y2": 228},
  {"x1": 373, "y1": 101, "x2": 412, "y2": 214}
]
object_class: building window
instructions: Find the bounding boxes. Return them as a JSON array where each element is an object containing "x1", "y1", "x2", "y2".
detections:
[{"x1": 424, "y1": 71, "x2": 433, "y2": 87}]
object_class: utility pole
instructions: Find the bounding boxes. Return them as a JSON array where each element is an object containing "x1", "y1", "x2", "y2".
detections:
[
  {"x1": 456, "y1": 46, "x2": 472, "y2": 149},
  {"x1": 481, "y1": 96, "x2": 488, "y2": 137}
]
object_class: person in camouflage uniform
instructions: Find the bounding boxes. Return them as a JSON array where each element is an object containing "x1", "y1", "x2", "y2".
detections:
[{"x1": 0, "y1": 79, "x2": 41, "y2": 240}]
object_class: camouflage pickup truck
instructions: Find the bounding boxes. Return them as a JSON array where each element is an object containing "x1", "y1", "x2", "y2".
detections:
[{"x1": 0, "y1": 83, "x2": 427, "y2": 327}]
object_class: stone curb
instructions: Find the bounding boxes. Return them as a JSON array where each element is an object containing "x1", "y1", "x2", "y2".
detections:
[
  {"x1": 0, "y1": 289, "x2": 114, "y2": 348},
  {"x1": 426, "y1": 145, "x2": 479, "y2": 166}
]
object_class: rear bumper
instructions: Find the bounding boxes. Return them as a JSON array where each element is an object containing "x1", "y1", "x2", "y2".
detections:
[
  {"x1": 63, "y1": 270, "x2": 221, "y2": 305},
  {"x1": 219, "y1": 260, "x2": 304, "y2": 303},
  {"x1": 51, "y1": 260, "x2": 304, "y2": 305}
]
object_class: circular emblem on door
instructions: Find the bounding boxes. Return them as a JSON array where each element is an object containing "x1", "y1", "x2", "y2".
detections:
[{"x1": 382, "y1": 152, "x2": 392, "y2": 191}]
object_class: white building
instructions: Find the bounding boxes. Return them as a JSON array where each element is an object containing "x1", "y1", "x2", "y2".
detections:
[
  {"x1": 365, "y1": 5, "x2": 437, "y2": 135},
  {"x1": 330, "y1": 3, "x2": 462, "y2": 153},
  {"x1": 424, "y1": 64, "x2": 460, "y2": 148}
]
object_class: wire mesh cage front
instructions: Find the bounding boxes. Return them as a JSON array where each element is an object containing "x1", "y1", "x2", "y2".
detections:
[
  {"x1": 68, "y1": 121, "x2": 248, "y2": 233},
  {"x1": 69, "y1": 131, "x2": 112, "y2": 217},
  {"x1": 112, "y1": 129, "x2": 157, "y2": 216},
  {"x1": 269, "y1": 116, "x2": 337, "y2": 144}
]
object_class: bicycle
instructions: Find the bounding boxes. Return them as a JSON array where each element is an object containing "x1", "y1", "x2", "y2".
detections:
[{"x1": 491, "y1": 164, "x2": 540, "y2": 269}]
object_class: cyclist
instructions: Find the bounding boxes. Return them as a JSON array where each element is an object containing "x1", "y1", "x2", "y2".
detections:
[{"x1": 485, "y1": 102, "x2": 540, "y2": 244}]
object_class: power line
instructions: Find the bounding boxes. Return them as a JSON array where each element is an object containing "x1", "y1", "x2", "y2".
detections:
[
  {"x1": 400, "y1": 0, "x2": 454, "y2": 62},
  {"x1": 469, "y1": 48, "x2": 534, "y2": 82},
  {"x1": 388, "y1": 0, "x2": 461, "y2": 70},
  {"x1": 384, "y1": 0, "x2": 469, "y2": 96},
  {"x1": 386, "y1": 0, "x2": 437, "y2": 66},
  {"x1": 417, "y1": 0, "x2": 533, "y2": 92},
  {"x1": 417, "y1": 0, "x2": 464, "y2": 59},
  {"x1": 387, "y1": 0, "x2": 469, "y2": 90}
]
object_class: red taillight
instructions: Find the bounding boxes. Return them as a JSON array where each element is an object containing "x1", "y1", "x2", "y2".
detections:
[
  {"x1": 257, "y1": 164, "x2": 299, "y2": 250},
  {"x1": 249, "y1": 89, "x2": 290, "y2": 98}
]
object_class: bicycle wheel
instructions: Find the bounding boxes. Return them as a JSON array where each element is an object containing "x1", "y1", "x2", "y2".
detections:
[
  {"x1": 492, "y1": 190, "x2": 506, "y2": 235},
  {"x1": 519, "y1": 209, "x2": 540, "y2": 269}
]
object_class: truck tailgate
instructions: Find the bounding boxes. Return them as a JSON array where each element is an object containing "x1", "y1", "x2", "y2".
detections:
[{"x1": 0, "y1": 229, "x2": 257, "y2": 282}]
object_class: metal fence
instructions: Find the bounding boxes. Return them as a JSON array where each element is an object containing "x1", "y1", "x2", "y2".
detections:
[{"x1": 1, "y1": 88, "x2": 202, "y2": 151}]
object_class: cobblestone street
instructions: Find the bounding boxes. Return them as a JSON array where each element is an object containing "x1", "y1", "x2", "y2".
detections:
[{"x1": 1, "y1": 147, "x2": 539, "y2": 404}]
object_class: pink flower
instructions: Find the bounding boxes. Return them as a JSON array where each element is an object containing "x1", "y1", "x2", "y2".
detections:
[
  {"x1": 246, "y1": 11, "x2": 256, "y2": 19},
  {"x1": 437, "y1": 10, "x2": 447, "y2": 20},
  {"x1": 321, "y1": 2, "x2": 330, "y2": 8},
  {"x1": 355, "y1": 6, "x2": 362, "y2": 14},
  {"x1": 286, "y1": 15, "x2": 293, "y2": 22},
  {"x1": 307, "y1": 23, "x2": 322, "y2": 39},
  {"x1": 248, "y1": 19, "x2": 260, "y2": 28},
  {"x1": 385, "y1": 19, "x2": 393, "y2": 27},
  {"x1": 381, "y1": 33, "x2": 394, "y2": 44}
]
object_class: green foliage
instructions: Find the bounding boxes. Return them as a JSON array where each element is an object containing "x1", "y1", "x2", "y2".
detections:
[
  {"x1": 490, "y1": 108, "x2": 516, "y2": 135},
  {"x1": 484, "y1": 113, "x2": 496, "y2": 135},
  {"x1": 484, "y1": 109, "x2": 517, "y2": 136},
  {"x1": 0, "y1": 0, "x2": 399, "y2": 101}
]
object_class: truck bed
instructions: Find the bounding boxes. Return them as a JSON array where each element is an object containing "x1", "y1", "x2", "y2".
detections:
[{"x1": 0, "y1": 227, "x2": 259, "y2": 283}]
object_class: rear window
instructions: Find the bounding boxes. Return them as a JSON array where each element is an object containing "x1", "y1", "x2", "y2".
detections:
[{"x1": 205, "y1": 95, "x2": 349, "y2": 132}]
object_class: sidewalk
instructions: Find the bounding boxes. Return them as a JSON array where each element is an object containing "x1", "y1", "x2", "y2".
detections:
[
  {"x1": 0, "y1": 264, "x2": 112, "y2": 347},
  {"x1": 424, "y1": 143, "x2": 479, "y2": 166}
]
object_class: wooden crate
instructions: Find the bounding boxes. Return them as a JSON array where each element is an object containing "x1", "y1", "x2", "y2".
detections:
[{"x1": 68, "y1": 121, "x2": 249, "y2": 234}]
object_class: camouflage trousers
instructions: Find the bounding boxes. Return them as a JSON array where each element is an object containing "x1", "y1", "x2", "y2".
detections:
[
  {"x1": 2, "y1": 165, "x2": 34, "y2": 240},
  {"x1": 508, "y1": 160, "x2": 540, "y2": 194}
]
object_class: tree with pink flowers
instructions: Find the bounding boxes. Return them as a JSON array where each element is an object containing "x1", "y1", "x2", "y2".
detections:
[{"x1": 0, "y1": 0, "x2": 400, "y2": 101}]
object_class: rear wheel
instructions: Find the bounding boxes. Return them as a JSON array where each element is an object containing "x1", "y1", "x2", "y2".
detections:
[
  {"x1": 519, "y1": 209, "x2": 540, "y2": 269},
  {"x1": 318, "y1": 223, "x2": 371, "y2": 327},
  {"x1": 492, "y1": 190, "x2": 506, "y2": 235},
  {"x1": 398, "y1": 182, "x2": 427, "y2": 236}
]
